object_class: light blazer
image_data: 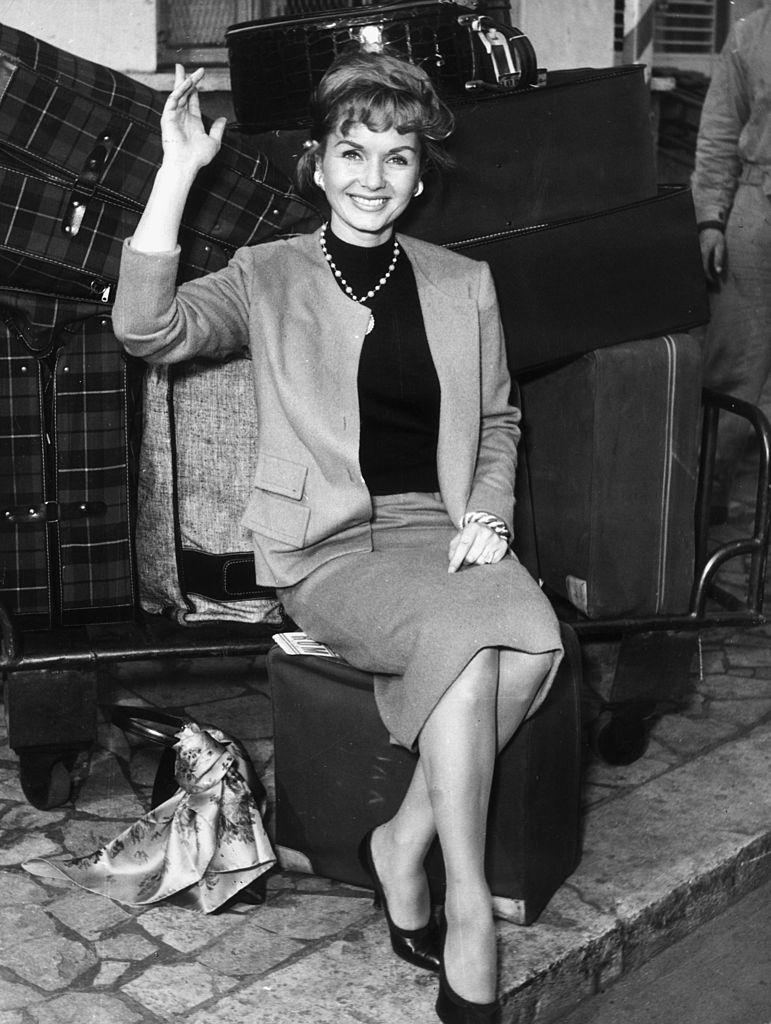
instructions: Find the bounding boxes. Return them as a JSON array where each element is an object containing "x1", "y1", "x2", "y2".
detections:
[{"x1": 113, "y1": 228, "x2": 521, "y2": 587}]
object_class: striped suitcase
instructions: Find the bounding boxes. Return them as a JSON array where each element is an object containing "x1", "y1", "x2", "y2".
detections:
[
  {"x1": 0, "y1": 23, "x2": 321, "y2": 301},
  {"x1": 519, "y1": 334, "x2": 703, "y2": 619},
  {"x1": 0, "y1": 288, "x2": 140, "y2": 628}
]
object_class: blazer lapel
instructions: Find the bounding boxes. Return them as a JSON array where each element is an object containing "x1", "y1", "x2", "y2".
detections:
[{"x1": 407, "y1": 246, "x2": 481, "y2": 524}]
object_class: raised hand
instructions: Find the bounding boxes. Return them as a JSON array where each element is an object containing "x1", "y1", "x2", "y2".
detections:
[{"x1": 160, "y1": 64, "x2": 227, "y2": 172}]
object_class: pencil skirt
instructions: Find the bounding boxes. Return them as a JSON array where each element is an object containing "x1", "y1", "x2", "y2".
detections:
[{"x1": 277, "y1": 492, "x2": 564, "y2": 749}]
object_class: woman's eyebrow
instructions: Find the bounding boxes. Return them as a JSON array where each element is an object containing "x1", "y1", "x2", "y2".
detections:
[{"x1": 333, "y1": 138, "x2": 417, "y2": 154}]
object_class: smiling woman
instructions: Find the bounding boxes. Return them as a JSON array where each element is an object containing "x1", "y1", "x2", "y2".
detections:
[
  {"x1": 110, "y1": 47, "x2": 564, "y2": 1024},
  {"x1": 315, "y1": 123, "x2": 421, "y2": 246}
]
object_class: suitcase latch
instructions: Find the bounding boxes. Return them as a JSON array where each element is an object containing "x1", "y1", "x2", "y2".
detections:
[{"x1": 62, "y1": 134, "x2": 114, "y2": 239}]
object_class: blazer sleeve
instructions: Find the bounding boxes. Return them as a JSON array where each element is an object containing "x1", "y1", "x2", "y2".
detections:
[
  {"x1": 465, "y1": 262, "x2": 521, "y2": 535},
  {"x1": 112, "y1": 240, "x2": 253, "y2": 363}
]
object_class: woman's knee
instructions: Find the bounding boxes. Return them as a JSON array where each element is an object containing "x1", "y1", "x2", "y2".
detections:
[{"x1": 499, "y1": 649, "x2": 554, "y2": 700}]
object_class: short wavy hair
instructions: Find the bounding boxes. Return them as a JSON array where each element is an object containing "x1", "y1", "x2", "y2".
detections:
[{"x1": 296, "y1": 47, "x2": 455, "y2": 193}]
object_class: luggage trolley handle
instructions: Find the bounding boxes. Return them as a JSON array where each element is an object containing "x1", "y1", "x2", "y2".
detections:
[{"x1": 457, "y1": 15, "x2": 540, "y2": 92}]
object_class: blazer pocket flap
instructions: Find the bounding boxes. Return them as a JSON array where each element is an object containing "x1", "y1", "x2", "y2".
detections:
[
  {"x1": 241, "y1": 491, "x2": 310, "y2": 546},
  {"x1": 254, "y1": 453, "x2": 307, "y2": 500}
]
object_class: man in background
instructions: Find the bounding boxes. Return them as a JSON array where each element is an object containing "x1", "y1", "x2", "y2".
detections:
[{"x1": 691, "y1": 3, "x2": 771, "y2": 523}]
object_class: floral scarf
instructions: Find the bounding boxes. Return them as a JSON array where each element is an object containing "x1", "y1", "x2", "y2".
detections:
[{"x1": 23, "y1": 722, "x2": 276, "y2": 913}]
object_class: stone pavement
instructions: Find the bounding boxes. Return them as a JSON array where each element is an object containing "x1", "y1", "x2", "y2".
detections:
[{"x1": 1, "y1": 466, "x2": 770, "y2": 1023}]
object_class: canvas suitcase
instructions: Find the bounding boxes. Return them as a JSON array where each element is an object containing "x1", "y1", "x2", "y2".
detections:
[
  {"x1": 519, "y1": 334, "x2": 703, "y2": 619},
  {"x1": 268, "y1": 621, "x2": 582, "y2": 925},
  {"x1": 0, "y1": 23, "x2": 321, "y2": 300},
  {"x1": 226, "y1": 0, "x2": 539, "y2": 132},
  {"x1": 456, "y1": 186, "x2": 710, "y2": 374},
  {"x1": 0, "y1": 288, "x2": 139, "y2": 629},
  {"x1": 255, "y1": 64, "x2": 658, "y2": 240},
  {"x1": 136, "y1": 359, "x2": 283, "y2": 626}
]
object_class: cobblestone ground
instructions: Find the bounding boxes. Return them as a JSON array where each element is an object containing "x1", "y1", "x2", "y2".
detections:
[{"x1": 1, "y1": 454, "x2": 770, "y2": 1023}]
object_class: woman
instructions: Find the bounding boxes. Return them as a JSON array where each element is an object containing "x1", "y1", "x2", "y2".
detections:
[{"x1": 113, "y1": 50, "x2": 563, "y2": 1024}]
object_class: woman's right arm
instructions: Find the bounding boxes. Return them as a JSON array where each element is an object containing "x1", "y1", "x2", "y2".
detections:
[{"x1": 113, "y1": 66, "x2": 252, "y2": 363}]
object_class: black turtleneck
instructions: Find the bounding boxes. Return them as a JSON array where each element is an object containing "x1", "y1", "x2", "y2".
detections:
[{"x1": 324, "y1": 227, "x2": 441, "y2": 496}]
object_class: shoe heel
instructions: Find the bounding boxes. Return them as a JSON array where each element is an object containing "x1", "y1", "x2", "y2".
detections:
[{"x1": 436, "y1": 965, "x2": 499, "y2": 1024}]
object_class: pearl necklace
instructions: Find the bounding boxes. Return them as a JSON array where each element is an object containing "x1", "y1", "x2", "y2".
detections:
[{"x1": 319, "y1": 223, "x2": 400, "y2": 335}]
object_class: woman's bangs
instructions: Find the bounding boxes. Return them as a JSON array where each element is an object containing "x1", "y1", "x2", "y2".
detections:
[{"x1": 335, "y1": 91, "x2": 425, "y2": 137}]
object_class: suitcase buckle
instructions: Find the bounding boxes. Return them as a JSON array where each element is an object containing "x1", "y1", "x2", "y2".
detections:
[{"x1": 61, "y1": 135, "x2": 114, "y2": 239}]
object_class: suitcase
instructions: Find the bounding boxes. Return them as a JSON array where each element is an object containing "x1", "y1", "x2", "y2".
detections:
[
  {"x1": 267, "y1": 621, "x2": 583, "y2": 925},
  {"x1": 457, "y1": 186, "x2": 710, "y2": 374},
  {"x1": 0, "y1": 288, "x2": 140, "y2": 629},
  {"x1": 135, "y1": 360, "x2": 284, "y2": 625},
  {"x1": 519, "y1": 334, "x2": 703, "y2": 619},
  {"x1": 226, "y1": 0, "x2": 540, "y2": 132},
  {"x1": 255, "y1": 65, "x2": 658, "y2": 240},
  {"x1": 0, "y1": 24, "x2": 321, "y2": 300}
]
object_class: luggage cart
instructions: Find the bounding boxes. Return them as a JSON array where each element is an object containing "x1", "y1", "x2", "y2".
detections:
[{"x1": 2, "y1": 388, "x2": 769, "y2": 808}]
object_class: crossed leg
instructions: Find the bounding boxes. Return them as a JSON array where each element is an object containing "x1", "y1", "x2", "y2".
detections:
[{"x1": 368, "y1": 647, "x2": 554, "y2": 1003}]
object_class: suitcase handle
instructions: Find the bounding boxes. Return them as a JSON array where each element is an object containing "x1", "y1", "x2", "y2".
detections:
[{"x1": 458, "y1": 16, "x2": 540, "y2": 93}]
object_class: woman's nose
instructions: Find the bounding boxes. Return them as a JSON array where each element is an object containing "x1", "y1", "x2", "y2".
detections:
[{"x1": 361, "y1": 160, "x2": 386, "y2": 190}]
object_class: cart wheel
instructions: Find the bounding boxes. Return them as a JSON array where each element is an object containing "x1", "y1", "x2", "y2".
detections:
[
  {"x1": 594, "y1": 714, "x2": 650, "y2": 766},
  {"x1": 16, "y1": 746, "x2": 81, "y2": 809}
]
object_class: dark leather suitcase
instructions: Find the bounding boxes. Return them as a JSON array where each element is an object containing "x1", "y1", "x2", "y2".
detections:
[
  {"x1": 0, "y1": 24, "x2": 321, "y2": 300},
  {"x1": 519, "y1": 334, "x2": 703, "y2": 619},
  {"x1": 458, "y1": 186, "x2": 710, "y2": 374},
  {"x1": 226, "y1": 0, "x2": 539, "y2": 132},
  {"x1": 0, "y1": 288, "x2": 140, "y2": 629},
  {"x1": 254, "y1": 64, "x2": 658, "y2": 240},
  {"x1": 267, "y1": 621, "x2": 582, "y2": 925}
]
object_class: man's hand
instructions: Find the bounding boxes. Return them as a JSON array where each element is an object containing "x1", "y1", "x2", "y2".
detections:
[
  {"x1": 700, "y1": 227, "x2": 727, "y2": 283},
  {"x1": 448, "y1": 522, "x2": 508, "y2": 573}
]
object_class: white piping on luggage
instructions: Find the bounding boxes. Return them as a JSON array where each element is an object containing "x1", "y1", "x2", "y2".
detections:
[{"x1": 657, "y1": 334, "x2": 676, "y2": 612}]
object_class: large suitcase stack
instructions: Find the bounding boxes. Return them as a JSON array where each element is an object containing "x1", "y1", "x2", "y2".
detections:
[
  {"x1": 232, "y1": 20, "x2": 708, "y2": 617},
  {"x1": 0, "y1": 23, "x2": 321, "y2": 628}
]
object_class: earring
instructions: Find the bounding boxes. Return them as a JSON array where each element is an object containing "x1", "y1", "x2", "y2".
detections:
[
  {"x1": 314, "y1": 168, "x2": 324, "y2": 187},
  {"x1": 414, "y1": 180, "x2": 424, "y2": 197}
]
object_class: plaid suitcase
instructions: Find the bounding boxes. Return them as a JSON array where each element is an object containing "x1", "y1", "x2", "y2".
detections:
[
  {"x1": 0, "y1": 23, "x2": 321, "y2": 300},
  {"x1": 135, "y1": 359, "x2": 284, "y2": 626},
  {"x1": 257, "y1": 65, "x2": 658, "y2": 240},
  {"x1": 519, "y1": 334, "x2": 703, "y2": 619},
  {"x1": 226, "y1": 0, "x2": 539, "y2": 132},
  {"x1": 0, "y1": 288, "x2": 140, "y2": 628}
]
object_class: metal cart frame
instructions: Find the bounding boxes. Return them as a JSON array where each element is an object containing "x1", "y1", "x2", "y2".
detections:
[{"x1": 3, "y1": 388, "x2": 770, "y2": 806}]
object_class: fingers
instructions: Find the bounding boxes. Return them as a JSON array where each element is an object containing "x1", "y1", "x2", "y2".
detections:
[
  {"x1": 448, "y1": 524, "x2": 508, "y2": 573},
  {"x1": 167, "y1": 64, "x2": 205, "y2": 109},
  {"x1": 209, "y1": 117, "x2": 228, "y2": 146}
]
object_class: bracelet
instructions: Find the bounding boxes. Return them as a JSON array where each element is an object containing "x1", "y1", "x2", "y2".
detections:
[
  {"x1": 461, "y1": 511, "x2": 512, "y2": 544},
  {"x1": 697, "y1": 220, "x2": 725, "y2": 233}
]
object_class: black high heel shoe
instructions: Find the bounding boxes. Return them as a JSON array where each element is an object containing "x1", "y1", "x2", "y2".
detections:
[
  {"x1": 357, "y1": 828, "x2": 441, "y2": 973},
  {"x1": 436, "y1": 963, "x2": 499, "y2": 1024}
]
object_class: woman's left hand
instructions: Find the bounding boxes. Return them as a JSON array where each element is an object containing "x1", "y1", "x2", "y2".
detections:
[{"x1": 448, "y1": 523, "x2": 508, "y2": 573}]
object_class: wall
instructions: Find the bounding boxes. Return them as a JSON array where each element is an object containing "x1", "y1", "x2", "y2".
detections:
[
  {"x1": 0, "y1": 0, "x2": 158, "y2": 70},
  {"x1": 511, "y1": 0, "x2": 616, "y2": 70}
]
